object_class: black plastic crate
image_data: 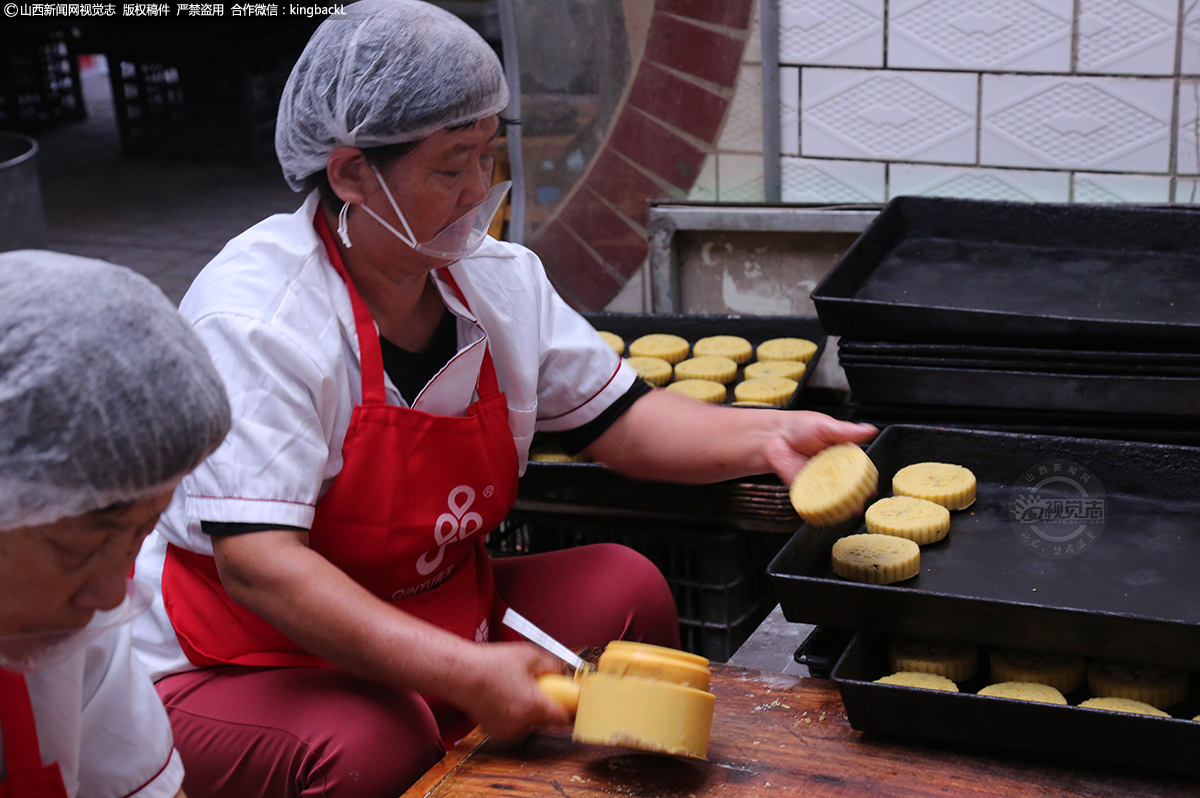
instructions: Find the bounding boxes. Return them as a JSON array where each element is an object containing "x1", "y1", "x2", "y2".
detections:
[
  {"x1": 106, "y1": 52, "x2": 291, "y2": 164},
  {"x1": 679, "y1": 596, "x2": 775, "y2": 663},
  {"x1": 490, "y1": 511, "x2": 788, "y2": 661},
  {"x1": 0, "y1": 30, "x2": 85, "y2": 132}
]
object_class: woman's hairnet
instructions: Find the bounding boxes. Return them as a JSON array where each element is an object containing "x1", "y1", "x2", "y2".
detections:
[
  {"x1": 0, "y1": 251, "x2": 231, "y2": 532},
  {"x1": 276, "y1": 0, "x2": 509, "y2": 192}
]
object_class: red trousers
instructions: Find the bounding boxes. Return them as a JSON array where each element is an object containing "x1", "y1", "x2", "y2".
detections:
[{"x1": 158, "y1": 544, "x2": 679, "y2": 798}]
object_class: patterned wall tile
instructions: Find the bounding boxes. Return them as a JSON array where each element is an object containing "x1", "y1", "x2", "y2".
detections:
[
  {"x1": 744, "y1": 0, "x2": 763, "y2": 63},
  {"x1": 802, "y1": 68, "x2": 977, "y2": 163},
  {"x1": 981, "y1": 75, "x2": 1172, "y2": 171},
  {"x1": 1184, "y1": 3, "x2": 1200, "y2": 75},
  {"x1": 780, "y1": 67, "x2": 800, "y2": 155},
  {"x1": 1175, "y1": 179, "x2": 1200, "y2": 204},
  {"x1": 1177, "y1": 80, "x2": 1200, "y2": 174},
  {"x1": 1077, "y1": 0, "x2": 1177, "y2": 75},
  {"x1": 778, "y1": 0, "x2": 884, "y2": 67},
  {"x1": 717, "y1": 153, "x2": 766, "y2": 201},
  {"x1": 688, "y1": 156, "x2": 719, "y2": 201},
  {"x1": 889, "y1": 0, "x2": 1072, "y2": 72},
  {"x1": 782, "y1": 157, "x2": 886, "y2": 202},
  {"x1": 889, "y1": 164, "x2": 1070, "y2": 201},
  {"x1": 1072, "y1": 172, "x2": 1171, "y2": 203},
  {"x1": 718, "y1": 65, "x2": 764, "y2": 153}
]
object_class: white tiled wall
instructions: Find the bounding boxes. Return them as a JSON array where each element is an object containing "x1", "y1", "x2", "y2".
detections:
[{"x1": 779, "y1": 0, "x2": 1198, "y2": 203}]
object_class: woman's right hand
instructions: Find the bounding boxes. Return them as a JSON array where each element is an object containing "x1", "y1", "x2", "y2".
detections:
[{"x1": 453, "y1": 641, "x2": 573, "y2": 743}]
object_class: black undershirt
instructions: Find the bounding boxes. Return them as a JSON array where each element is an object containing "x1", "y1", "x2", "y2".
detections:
[{"x1": 203, "y1": 313, "x2": 647, "y2": 537}]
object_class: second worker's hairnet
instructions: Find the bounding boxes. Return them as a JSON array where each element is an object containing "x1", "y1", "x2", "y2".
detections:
[
  {"x1": 0, "y1": 250, "x2": 231, "y2": 532},
  {"x1": 276, "y1": 0, "x2": 509, "y2": 192}
]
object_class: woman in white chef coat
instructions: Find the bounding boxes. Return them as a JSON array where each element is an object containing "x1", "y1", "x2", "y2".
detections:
[
  {"x1": 0, "y1": 251, "x2": 231, "y2": 798},
  {"x1": 131, "y1": 2, "x2": 878, "y2": 795}
]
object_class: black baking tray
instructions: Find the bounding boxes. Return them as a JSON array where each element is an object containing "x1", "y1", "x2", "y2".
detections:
[
  {"x1": 832, "y1": 632, "x2": 1200, "y2": 775},
  {"x1": 838, "y1": 358, "x2": 1200, "y2": 416},
  {"x1": 582, "y1": 312, "x2": 826, "y2": 409},
  {"x1": 517, "y1": 313, "x2": 826, "y2": 529},
  {"x1": 767, "y1": 424, "x2": 1200, "y2": 671},
  {"x1": 812, "y1": 196, "x2": 1200, "y2": 349},
  {"x1": 847, "y1": 400, "x2": 1200, "y2": 448},
  {"x1": 838, "y1": 340, "x2": 1200, "y2": 373}
]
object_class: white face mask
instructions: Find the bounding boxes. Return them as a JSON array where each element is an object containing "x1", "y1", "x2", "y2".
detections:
[
  {"x1": 339, "y1": 163, "x2": 511, "y2": 262},
  {"x1": 0, "y1": 579, "x2": 151, "y2": 672}
]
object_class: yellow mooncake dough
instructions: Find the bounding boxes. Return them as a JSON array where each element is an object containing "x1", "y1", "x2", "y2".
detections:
[
  {"x1": 665, "y1": 379, "x2": 727, "y2": 404},
  {"x1": 1087, "y1": 660, "x2": 1189, "y2": 709},
  {"x1": 892, "y1": 462, "x2": 977, "y2": 510},
  {"x1": 743, "y1": 360, "x2": 806, "y2": 381},
  {"x1": 831, "y1": 534, "x2": 920, "y2": 585},
  {"x1": 756, "y1": 337, "x2": 818, "y2": 363},
  {"x1": 978, "y1": 682, "x2": 1067, "y2": 705},
  {"x1": 597, "y1": 331, "x2": 625, "y2": 355},
  {"x1": 989, "y1": 649, "x2": 1086, "y2": 695},
  {"x1": 888, "y1": 637, "x2": 978, "y2": 683},
  {"x1": 692, "y1": 335, "x2": 753, "y2": 365},
  {"x1": 628, "y1": 334, "x2": 690, "y2": 364},
  {"x1": 626, "y1": 356, "x2": 673, "y2": 387},
  {"x1": 865, "y1": 496, "x2": 951, "y2": 545},
  {"x1": 733, "y1": 377, "x2": 798, "y2": 407},
  {"x1": 789, "y1": 444, "x2": 878, "y2": 526},
  {"x1": 674, "y1": 356, "x2": 738, "y2": 385},
  {"x1": 875, "y1": 672, "x2": 958, "y2": 691},
  {"x1": 1081, "y1": 697, "x2": 1171, "y2": 717}
]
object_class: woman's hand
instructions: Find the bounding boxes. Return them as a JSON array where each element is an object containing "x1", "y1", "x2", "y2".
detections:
[
  {"x1": 450, "y1": 642, "x2": 573, "y2": 743},
  {"x1": 760, "y1": 410, "x2": 878, "y2": 485},
  {"x1": 586, "y1": 389, "x2": 876, "y2": 486}
]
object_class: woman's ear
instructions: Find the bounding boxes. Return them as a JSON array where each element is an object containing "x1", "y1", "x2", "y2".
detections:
[{"x1": 326, "y1": 147, "x2": 371, "y2": 205}]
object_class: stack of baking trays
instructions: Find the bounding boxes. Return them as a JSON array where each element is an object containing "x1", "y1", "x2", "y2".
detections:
[
  {"x1": 768, "y1": 422, "x2": 1200, "y2": 774},
  {"x1": 490, "y1": 312, "x2": 826, "y2": 662},
  {"x1": 812, "y1": 196, "x2": 1200, "y2": 447}
]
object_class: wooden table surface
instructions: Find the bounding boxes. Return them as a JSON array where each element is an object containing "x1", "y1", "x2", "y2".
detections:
[{"x1": 403, "y1": 663, "x2": 1200, "y2": 798}]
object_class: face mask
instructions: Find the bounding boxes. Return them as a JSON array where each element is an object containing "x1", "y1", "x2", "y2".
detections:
[
  {"x1": 342, "y1": 163, "x2": 511, "y2": 262},
  {"x1": 0, "y1": 579, "x2": 152, "y2": 672}
]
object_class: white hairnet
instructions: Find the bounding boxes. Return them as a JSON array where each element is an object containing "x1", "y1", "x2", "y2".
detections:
[
  {"x1": 0, "y1": 251, "x2": 231, "y2": 532},
  {"x1": 276, "y1": 0, "x2": 509, "y2": 192}
]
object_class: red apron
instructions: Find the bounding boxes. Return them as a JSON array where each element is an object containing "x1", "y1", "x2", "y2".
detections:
[
  {"x1": 162, "y1": 210, "x2": 521, "y2": 741},
  {"x1": 0, "y1": 670, "x2": 68, "y2": 798}
]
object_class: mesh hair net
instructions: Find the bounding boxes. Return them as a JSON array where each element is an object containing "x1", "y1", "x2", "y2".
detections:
[
  {"x1": 276, "y1": 0, "x2": 509, "y2": 192},
  {"x1": 0, "y1": 251, "x2": 231, "y2": 532}
]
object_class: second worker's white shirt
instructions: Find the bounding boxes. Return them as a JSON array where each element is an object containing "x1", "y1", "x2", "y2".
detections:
[{"x1": 133, "y1": 191, "x2": 638, "y2": 680}]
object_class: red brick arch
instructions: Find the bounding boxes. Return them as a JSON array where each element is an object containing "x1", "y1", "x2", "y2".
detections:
[{"x1": 528, "y1": 0, "x2": 754, "y2": 310}]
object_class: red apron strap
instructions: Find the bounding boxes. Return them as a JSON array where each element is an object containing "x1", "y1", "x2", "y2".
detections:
[
  {"x1": 0, "y1": 669, "x2": 68, "y2": 797},
  {"x1": 0, "y1": 669, "x2": 42, "y2": 774},
  {"x1": 314, "y1": 207, "x2": 387, "y2": 406}
]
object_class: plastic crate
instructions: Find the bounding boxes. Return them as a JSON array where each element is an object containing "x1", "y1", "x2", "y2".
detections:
[
  {"x1": 105, "y1": 51, "x2": 293, "y2": 164},
  {"x1": 0, "y1": 30, "x2": 85, "y2": 132},
  {"x1": 679, "y1": 597, "x2": 775, "y2": 663},
  {"x1": 490, "y1": 511, "x2": 788, "y2": 661}
]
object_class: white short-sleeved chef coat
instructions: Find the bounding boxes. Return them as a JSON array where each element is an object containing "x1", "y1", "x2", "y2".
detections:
[
  {"x1": 133, "y1": 191, "x2": 638, "y2": 681},
  {"x1": 0, "y1": 624, "x2": 184, "y2": 798}
]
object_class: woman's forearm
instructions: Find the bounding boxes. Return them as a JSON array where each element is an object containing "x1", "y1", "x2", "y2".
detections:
[
  {"x1": 212, "y1": 531, "x2": 485, "y2": 705},
  {"x1": 585, "y1": 389, "x2": 877, "y2": 485}
]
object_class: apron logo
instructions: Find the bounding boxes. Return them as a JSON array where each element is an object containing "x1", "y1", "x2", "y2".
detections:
[{"x1": 416, "y1": 485, "x2": 483, "y2": 576}]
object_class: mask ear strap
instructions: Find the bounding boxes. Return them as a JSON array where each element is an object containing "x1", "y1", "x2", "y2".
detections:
[{"x1": 337, "y1": 202, "x2": 353, "y2": 248}]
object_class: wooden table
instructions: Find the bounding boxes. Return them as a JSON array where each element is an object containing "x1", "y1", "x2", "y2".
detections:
[{"x1": 404, "y1": 663, "x2": 1200, "y2": 797}]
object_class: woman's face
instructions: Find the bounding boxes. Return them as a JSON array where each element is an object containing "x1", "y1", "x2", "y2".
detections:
[
  {"x1": 0, "y1": 491, "x2": 173, "y2": 636},
  {"x1": 368, "y1": 114, "x2": 501, "y2": 248}
]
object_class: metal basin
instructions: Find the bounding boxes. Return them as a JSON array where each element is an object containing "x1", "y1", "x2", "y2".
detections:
[{"x1": 0, "y1": 132, "x2": 47, "y2": 251}]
